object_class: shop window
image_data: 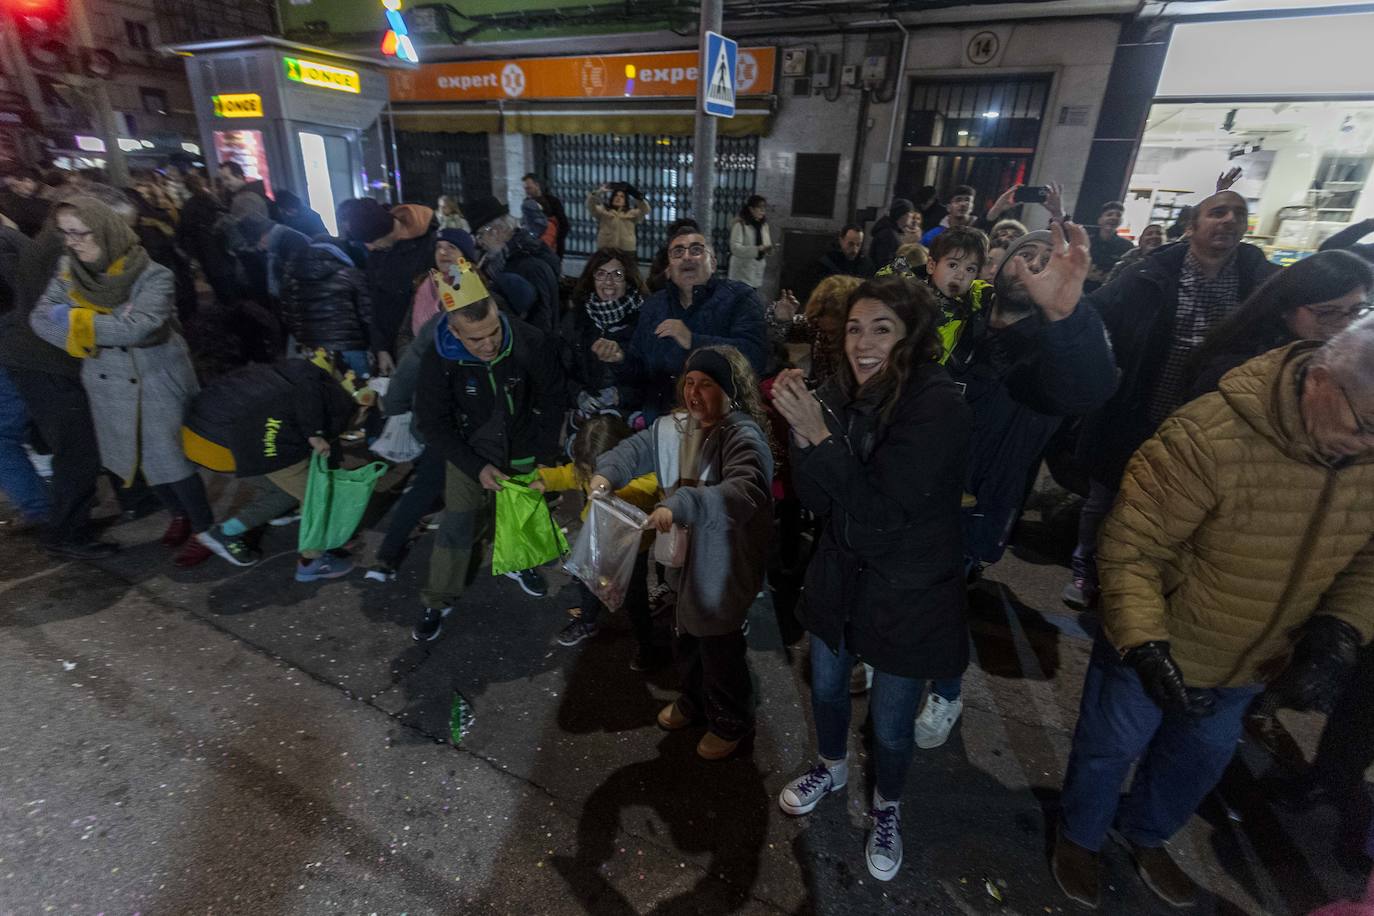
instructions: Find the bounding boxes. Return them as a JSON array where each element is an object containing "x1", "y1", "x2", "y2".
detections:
[
  {"x1": 895, "y1": 75, "x2": 1051, "y2": 210},
  {"x1": 125, "y1": 20, "x2": 152, "y2": 50},
  {"x1": 141, "y1": 87, "x2": 168, "y2": 116},
  {"x1": 791, "y1": 153, "x2": 840, "y2": 220},
  {"x1": 534, "y1": 133, "x2": 760, "y2": 264},
  {"x1": 394, "y1": 131, "x2": 492, "y2": 220}
]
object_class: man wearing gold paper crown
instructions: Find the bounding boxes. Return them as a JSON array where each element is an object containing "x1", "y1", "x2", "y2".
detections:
[{"x1": 410, "y1": 259, "x2": 565, "y2": 642}]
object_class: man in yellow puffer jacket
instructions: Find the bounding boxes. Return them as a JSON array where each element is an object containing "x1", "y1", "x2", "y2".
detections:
[{"x1": 1052, "y1": 326, "x2": 1374, "y2": 911}]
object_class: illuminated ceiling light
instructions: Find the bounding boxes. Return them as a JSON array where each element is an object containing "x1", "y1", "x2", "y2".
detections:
[
  {"x1": 181, "y1": 142, "x2": 200, "y2": 154},
  {"x1": 983, "y1": 110, "x2": 1000, "y2": 118},
  {"x1": 75, "y1": 135, "x2": 105, "y2": 152},
  {"x1": 957, "y1": 129, "x2": 969, "y2": 136}
]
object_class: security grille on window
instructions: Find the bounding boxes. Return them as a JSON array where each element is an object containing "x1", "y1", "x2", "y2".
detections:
[
  {"x1": 895, "y1": 75, "x2": 1052, "y2": 209},
  {"x1": 534, "y1": 133, "x2": 759, "y2": 265},
  {"x1": 394, "y1": 132, "x2": 493, "y2": 213}
]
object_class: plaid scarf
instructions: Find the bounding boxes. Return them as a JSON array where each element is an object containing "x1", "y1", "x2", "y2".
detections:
[
  {"x1": 1148, "y1": 250, "x2": 1241, "y2": 425},
  {"x1": 584, "y1": 290, "x2": 642, "y2": 335}
]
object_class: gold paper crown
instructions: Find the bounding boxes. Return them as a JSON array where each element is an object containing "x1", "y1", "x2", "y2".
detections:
[{"x1": 433, "y1": 258, "x2": 490, "y2": 312}]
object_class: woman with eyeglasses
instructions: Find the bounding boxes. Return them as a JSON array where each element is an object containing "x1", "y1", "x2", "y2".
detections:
[
  {"x1": 563, "y1": 248, "x2": 647, "y2": 421},
  {"x1": 1188, "y1": 249, "x2": 1373, "y2": 397},
  {"x1": 29, "y1": 196, "x2": 219, "y2": 567}
]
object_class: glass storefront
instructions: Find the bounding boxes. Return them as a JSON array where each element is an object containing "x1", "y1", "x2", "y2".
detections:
[{"x1": 1124, "y1": 100, "x2": 1374, "y2": 264}]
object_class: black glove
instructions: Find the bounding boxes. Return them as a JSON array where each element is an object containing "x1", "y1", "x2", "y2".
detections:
[
  {"x1": 623, "y1": 183, "x2": 643, "y2": 201},
  {"x1": 1123, "y1": 641, "x2": 1216, "y2": 718},
  {"x1": 1268, "y1": 616, "x2": 1361, "y2": 714}
]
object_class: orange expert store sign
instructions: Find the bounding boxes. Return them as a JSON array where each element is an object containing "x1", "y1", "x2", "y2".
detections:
[{"x1": 389, "y1": 47, "x2": 776, "y2": 102}]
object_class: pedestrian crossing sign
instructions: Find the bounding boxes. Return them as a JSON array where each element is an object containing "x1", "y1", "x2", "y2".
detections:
[{"x1": 703, "y1": 31, "x2": 737, "y2": 118}]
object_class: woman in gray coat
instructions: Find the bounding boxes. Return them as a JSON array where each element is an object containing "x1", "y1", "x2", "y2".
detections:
[
  {"x1": 590, "y1": 345, "x2": 774, "y2": 761},
  {"x1": 30, "y1": 196, "x2": 219, "y2": 567}
]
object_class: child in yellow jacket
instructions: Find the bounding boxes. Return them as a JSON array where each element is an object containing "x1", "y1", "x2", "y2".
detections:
[{"x1": 539, "y1": 415, "x2": 666, "y2": 671}]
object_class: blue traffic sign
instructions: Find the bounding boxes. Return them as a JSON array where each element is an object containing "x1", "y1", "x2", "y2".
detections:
[{"x1": 702, "y1": 31, "x2": 737, "y2": 118}]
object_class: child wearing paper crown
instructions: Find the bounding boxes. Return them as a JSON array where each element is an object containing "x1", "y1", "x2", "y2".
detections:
[{"x1": 537, "y1": 415, "x2": 667, "y2": 672}]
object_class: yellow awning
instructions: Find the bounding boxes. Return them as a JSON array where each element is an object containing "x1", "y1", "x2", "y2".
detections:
[{"x1": 390, "y1": 107, "x2": 771, "y2": 137}]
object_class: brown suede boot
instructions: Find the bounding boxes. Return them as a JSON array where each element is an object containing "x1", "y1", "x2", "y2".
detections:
[
  {"x1": 1118, "y1": 836, "x2": 1199, "y2": 909},
  {"x1": 656, "y1": 700, "x2": 690, "y2": 731},
  {"x1": 1052, "y1": 827, "x2": 1101, "y2": 909}
]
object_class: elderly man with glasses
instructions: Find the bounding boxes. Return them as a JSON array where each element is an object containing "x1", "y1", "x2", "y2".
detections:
[
  {"x1": 1051, "y1": 316, "x2": 1374, "y2": 910},
  {"x1": 592, "y1": 224, "x2": 767, "y2": 419}
]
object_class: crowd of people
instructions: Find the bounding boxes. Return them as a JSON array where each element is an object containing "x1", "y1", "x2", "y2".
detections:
[{"x1": 1, "y1": 156, "x2": 1372, "y2": 905}]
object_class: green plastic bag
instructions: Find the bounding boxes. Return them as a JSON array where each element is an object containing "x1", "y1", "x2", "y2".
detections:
[
  {"x1": 491, "y1": 472, "x2": 569, "y2": 576},
  {"x1": 298, "y1": 452, "x2": 389, "y2": 553}
]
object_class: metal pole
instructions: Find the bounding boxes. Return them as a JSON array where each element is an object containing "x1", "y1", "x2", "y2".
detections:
[
  {"x1": 691, "y1": 0, "x2": 722, "y2": 233},
  {"x1": 68, "y1": 0, "x2": 128, "y2": 185}
]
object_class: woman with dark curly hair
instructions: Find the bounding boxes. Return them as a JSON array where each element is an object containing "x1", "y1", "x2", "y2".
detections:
[
  {"x1": 590, "y1": 344, "x2": 774, "y2": 762},
  {"x1": 563, "y1": 248, "x2": 647, "y2": 418},
  {"x1": 771, "y1": 275, "x2": 972, "y2": 882}
]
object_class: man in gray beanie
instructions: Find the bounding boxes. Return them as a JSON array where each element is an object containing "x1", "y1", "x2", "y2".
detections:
[{"x1": 908, "y1": 221, "x2": 1119, "y2": 752}]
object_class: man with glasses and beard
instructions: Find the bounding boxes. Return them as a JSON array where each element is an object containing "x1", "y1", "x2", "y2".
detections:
[{"x1": 592, "y1": 226, "x2": 766, "y2": 420}]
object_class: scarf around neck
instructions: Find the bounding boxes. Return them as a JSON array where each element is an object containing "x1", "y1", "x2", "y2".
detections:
[
  {"x1": 584, "y1": 290, "x2": 642, "y2": 334},
  {"x1": 62, "y1": 196, "x2": 150, "y2": 311}
]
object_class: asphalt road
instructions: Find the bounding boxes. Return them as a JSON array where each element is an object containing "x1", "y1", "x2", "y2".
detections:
[{"x1": 0, "y1": 471, "x2": 1365, "y2": 915}]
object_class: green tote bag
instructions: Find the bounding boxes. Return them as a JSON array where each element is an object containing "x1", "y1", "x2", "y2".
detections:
[
  {"x1": 298, "y1": 452, "x2": 389, "y2": 554},
  {"x1": 491, "y1": 472, "x2": 569, "y2": 576}
]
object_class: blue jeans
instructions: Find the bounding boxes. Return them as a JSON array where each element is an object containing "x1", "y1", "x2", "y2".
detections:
[
  {"x1": 810, "y1": 634, "x2": 926, "y2": 802},
  {"x1": 340, "y1": 349, "x2": 370, "y2": 379},
  {"x1": 0, "y1": 366, "x2": 51, "y2": 522},
  {"x1": 1060, "y1": 637, "x2": 1262, "y2": 851}
]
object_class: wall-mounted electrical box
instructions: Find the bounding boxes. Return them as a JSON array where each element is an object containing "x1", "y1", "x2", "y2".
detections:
[
  {"x1": 812, "y1": 52, "x2": 834, "y2": 89},
  {"x1": 861, "y1": 54, "x2": 888, "y2": 87},
  {"x1": 781, "y1": 48, "x2": 809, "y2": 76},
  {"x1": 840, "y1": 64, "x2": 859, "y2": 87}
]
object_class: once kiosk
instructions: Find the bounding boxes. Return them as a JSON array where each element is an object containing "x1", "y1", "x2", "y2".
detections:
[{"x1": 165, "y1": 36, "x2": 409, "y2": 233}]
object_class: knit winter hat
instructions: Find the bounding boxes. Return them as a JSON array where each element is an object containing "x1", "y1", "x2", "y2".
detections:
[
  {"x1": 437, "y1": 227, "x2": 478, "y2": 263},
  {"x1": 339, "y1": 197, "x2": 394, "y2": 244},
  {"x1": 236, "y1": 212, "x2": 274, "y2": 247},
  {"x1": 683, "y1": 348, "x2": 738, "y2": 401},
  {"x1": 993, "y1": 228, "x2": 1053, "y2": 290}
]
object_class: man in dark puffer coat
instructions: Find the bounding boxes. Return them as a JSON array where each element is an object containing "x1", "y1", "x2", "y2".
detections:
[{"x1": 280, "y1": 237, "x2": 374, "y2": 376}]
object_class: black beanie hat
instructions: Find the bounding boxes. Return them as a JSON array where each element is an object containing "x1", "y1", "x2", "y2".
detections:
[{"x1": 683, "y1": 348, "x2": 737, "y2": 402}]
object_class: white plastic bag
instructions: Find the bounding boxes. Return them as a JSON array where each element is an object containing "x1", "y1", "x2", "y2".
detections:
[
  {"x1": 369, "y1": 412, "x2": 424, "y2": 464},
  {"x1": 564, "y1": 495, "x2": 648, "y2": 610}
]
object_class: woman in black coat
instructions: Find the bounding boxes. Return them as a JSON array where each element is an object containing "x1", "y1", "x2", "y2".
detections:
[
  {"x1": 561, "y1": 247, "x2": 645, "y2": 418},
  {"x1": 771, "y1": 275, "x2": 971, "y2": 883}
]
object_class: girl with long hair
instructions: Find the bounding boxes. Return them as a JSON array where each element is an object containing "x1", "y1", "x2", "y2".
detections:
[
  {"x1": 564, "y1": 248, "x2": 648, "y2": 418},
  {"x1": 1189, "y1": 249, "x2": 1372, "y2": 395},
  {"x1": 771, "y1": 275, "x2": 972, "y2": 882}
]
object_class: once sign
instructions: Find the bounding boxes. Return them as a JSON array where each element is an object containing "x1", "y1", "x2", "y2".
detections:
[
  {"x1": 212, "y1": 93, "x2": 264, "y2": 118},
  {"x1": 283, "y1": 57, "x2": 362, "y2": 94}
]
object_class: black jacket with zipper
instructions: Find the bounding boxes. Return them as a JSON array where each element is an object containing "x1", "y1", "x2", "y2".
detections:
[
  {"x1": 415, "y1": 314, "x2": 564, "y2": 481},
  {"x1": 280, "y1": 241, "x2": 374, "y2": 352},
  {"x1": 791, "y1": 362, "x2": 972, "y2": 679},
  {"x1": 1076, "y1": 240, "x2": 1278, "y2": 488}
]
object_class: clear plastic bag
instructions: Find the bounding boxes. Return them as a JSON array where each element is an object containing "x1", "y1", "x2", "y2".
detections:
[
  {"x1": 564, "y1": 495, "x2": 648, "y2": 610},
  {"x1": 369, "y1": 412, "x2": 424, "y2": 464}
]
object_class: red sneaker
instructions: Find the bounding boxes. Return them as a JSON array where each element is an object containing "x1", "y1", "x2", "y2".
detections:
[
  {"x1": 173, "y1": 538, "x2": 213, "y2": 568},
  {"x1": 161, "y1": 514, "x2": 192, "y2": 548}
]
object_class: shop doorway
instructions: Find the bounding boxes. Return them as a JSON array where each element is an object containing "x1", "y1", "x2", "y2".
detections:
[
  {"x1": 534, "y1": 133, "x2": 759, "y2": 266},
  {"x1": 894, "y1": 75, "x2": 1052, "y2": 215},
  {"x1": 1126, "y1": 101, "x2": 1374, "y2": 263},
  {"x1": 395, "y1": 131, "x2": 492, "y2": 211}
]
